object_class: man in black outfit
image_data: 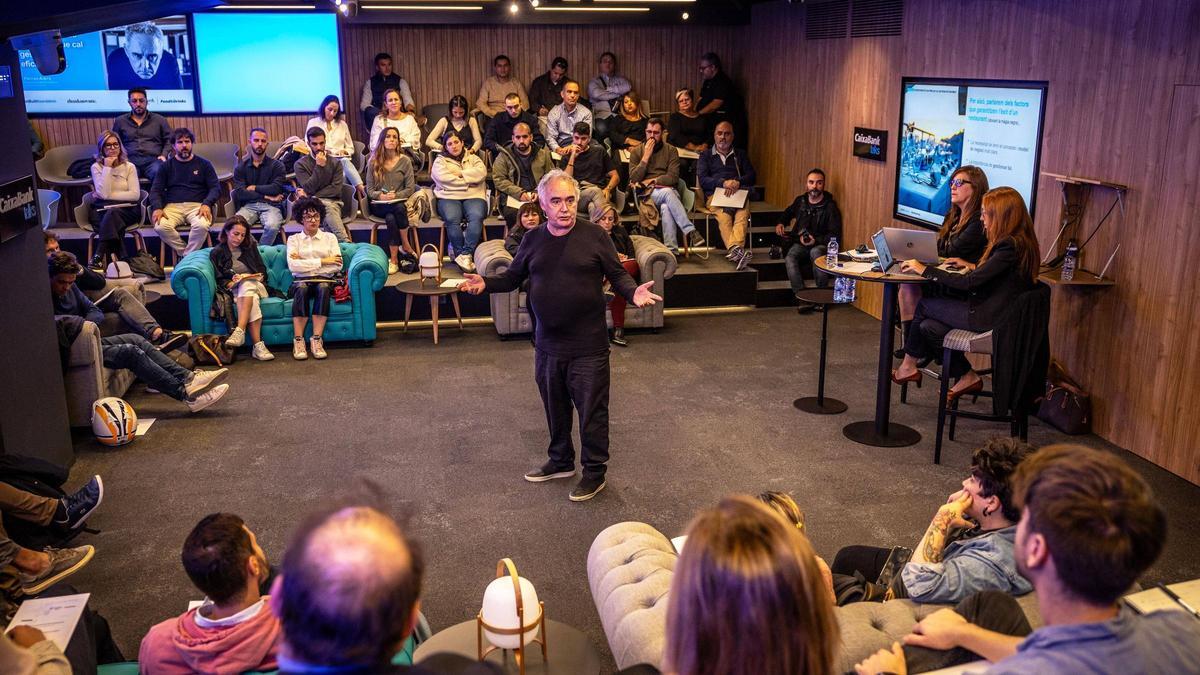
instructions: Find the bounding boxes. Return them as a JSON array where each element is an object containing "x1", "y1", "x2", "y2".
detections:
[
  {"x1": 776, "y1": 168, "x2": 843, "y2": 311},
  {"x1": 459, "y1": 170, "x2": 661, "y2": 502},
  {"x1": 697, "y1": 52, "x2": 747, "y2": 148},
  {"x1": 483, "y1": 93, "x2": 545, "y2": 152}
]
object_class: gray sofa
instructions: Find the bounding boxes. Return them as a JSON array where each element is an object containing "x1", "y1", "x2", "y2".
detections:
[
  {"x1": 473, "y1": 235, "x2": 678, "y2": 337},
  {"x1": 587, "y1": 522, "x2": 1044, "y2": 674},
  {"x1": 64, "y1": 321, "x2": 136, "y2": 428}
]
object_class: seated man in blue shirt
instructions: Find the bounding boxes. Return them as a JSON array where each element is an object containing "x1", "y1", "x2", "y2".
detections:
[
  {"x1": 832, "y1": 438, "x2": 1034, "y2": 605},
  {"x1": 856, "y1": 443, "x2": 1200, "y2": 675}
]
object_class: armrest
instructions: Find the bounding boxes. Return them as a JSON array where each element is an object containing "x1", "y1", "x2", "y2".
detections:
[
  {"x1": 346, "y1": 243, "x2": 388, "y2": 293},
  {"x1": 68, "y1": 321, "x2": 103, "y2": 368},
  {"x1": 631, "y1": 235, "x2": 677, "y2": 280},
  {"x1": 170, "y1": 250, "x2": 217, "y2": 301},
  {"x1": 474, "y1": 239, "x2": 512, "y2": 277}
]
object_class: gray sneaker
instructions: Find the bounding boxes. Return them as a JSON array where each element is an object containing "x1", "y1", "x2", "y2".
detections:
[
  {"x1": 185, "y1": 368, "x2": 229, "y2": 398},
  {"x1": 20, "y1": 545, "x2": 95, "y2": 595},
  {"x1": 736, "y1": 249, "x2": 753, "y2": 271},
  {"x1": 686, "y1": 230, "x2": 706, "y2": 248}
]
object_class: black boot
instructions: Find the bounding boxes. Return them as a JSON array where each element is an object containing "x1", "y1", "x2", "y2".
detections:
[{"x1": 610, "y1": 327, "x2": 628, "y2": 347}]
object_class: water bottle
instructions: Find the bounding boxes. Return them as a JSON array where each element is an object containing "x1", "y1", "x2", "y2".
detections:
[
  {"x1": 826, "y1": 237, "x2": 839, "y2": 268},
  {"x1": 1061, "y1": 241, "x2": 1078, "y2": 282}
]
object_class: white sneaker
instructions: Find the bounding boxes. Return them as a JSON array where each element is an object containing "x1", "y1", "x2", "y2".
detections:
[
  {"x1": 185, "y1": 368, "x2": 229, "y2": 398},
  {"x1": 454, "y1": 253, "x2": 473, "y2": 271},
  {"x1": 186, "y1": 383, "x2": 229, "y2": 413},
  {"x1": 310, "y1": 335, "x2": 327, "y2": 360},
  {"x1": 225, "y1": 326, "x2": 246, "y2": 347},
  {"x1": 388, "y1": 260, "x2": 400, "y2": 275},
  {"x1": 252, "y1": 341, "x2": 275, "y2": 361},
  {"x1": 292, "y1": 337, "x2": 308, "y2": 360}
]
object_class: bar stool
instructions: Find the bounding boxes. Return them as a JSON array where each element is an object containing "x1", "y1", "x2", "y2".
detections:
[{"x1": 793, "y1": 288, "x2": 848, "y2": 415}]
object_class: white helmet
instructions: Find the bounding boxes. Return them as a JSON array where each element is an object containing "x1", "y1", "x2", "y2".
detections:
[{"x1": 91, "y1": 397, "x2": 137, "y2": 447}]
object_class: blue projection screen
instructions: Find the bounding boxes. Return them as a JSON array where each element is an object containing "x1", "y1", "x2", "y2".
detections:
[{"x1": 193, "y1": 13, "x2": 342, "y2": 114}]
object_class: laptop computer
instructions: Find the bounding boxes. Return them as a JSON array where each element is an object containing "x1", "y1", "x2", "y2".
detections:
[
  {"x1": 872, "y1": 230, "x2": 926, "y2": 279},
  {"x1": 873, "y1": 228, "x2": 963, "y2": 277}
]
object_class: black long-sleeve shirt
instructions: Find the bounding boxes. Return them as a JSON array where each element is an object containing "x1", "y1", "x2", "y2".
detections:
[{"x1": 484, "y1": 220, "x2": 639, "y2": 356}]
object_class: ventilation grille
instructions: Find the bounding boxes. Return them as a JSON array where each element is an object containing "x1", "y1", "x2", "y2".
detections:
[
  {"x1": 806, "y1": 0, "x2": 850, "y2": 40},
  {"x1": 851, "y1": 0, "x2": 904, "y2": 37}
]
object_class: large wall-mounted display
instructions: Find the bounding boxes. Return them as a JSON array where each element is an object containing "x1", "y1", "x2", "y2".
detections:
[
  {"x1": 193, "y1": 13, "x2": 343, "y2": 115},
  {"x1": 894, "y1": 78, "x2": 1047, "y2": 228},
  {"x1": 20, "y1": 16, "x2": 195, "y2": 114}
]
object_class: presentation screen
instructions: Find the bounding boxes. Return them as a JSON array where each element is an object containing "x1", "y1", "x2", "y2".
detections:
[
  {"x1": 21, "y1": 16, "x2": 195, "y2": 114},
  {"x1": 194, "y1": 13, "x2": 342, "y2": 114},
  {"x1": 894, "y1": 78, "x2": 1047, "y2": 228}
]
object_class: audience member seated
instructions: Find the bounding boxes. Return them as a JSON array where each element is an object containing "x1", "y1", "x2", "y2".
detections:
[
  {"x1": 587, "y1": 51, "x2": 632, "y2": 140},
  {"x1": 308, "y1": 95, "x2": 367, "y2": 200},
  {"x1": 88, "y1": 130, "x2": 142, "y2": 266},
  {"x1": 483, "y1": 94, "x2": 545, "y2": 153},
  {"x1": 697, "y1": 121, "x2": 757, "y2": 270},
  {"x1": 366, "y1": 127, "x2": 418, "y2": 275},
  {"x1": 897, "y1": 165, "x2": 990, "y2": 354},
  {"x1": 476, "y1": 54, "x2": 528, "y2": 119},
  {"x1": 431, "y1": 131, "x2": 488, "y2": 272},
  {"x1": 294, "y1": 126, "x2": 351, "y2": 242},
  {"x1": 51, "y1": 252, "x2": 231, "y2": 410},
  {"x1": 607, "y1": 92, "x2": 648, "y2": 188},
  {"x1": 589, "y1": 201, "x2": 638, "y2": 348},
  {"x1": 776, "y1": 168, "x2": 842, "y2": 306},
  {"x1": 425, "y1": 95, "x2": 483, "y2": 155},
  {"x1": 232, "y1": 127, "x2": 288, "y2": 245},
  {"x1": 493, "y1": 122, "x2": 554, "y2": 232},
  {"x1": 287, "y1": 197, "x2": 343, "y2": 361},
  {"x1": 112, "y1": 87, "x2": 171, "y2": 183},
  {"x1": 0, "y1": 477, "x2": 102, "y2": 599},
  {"x1": 892, "y1": 187, "x2": 1041, "y2": 401},
  {"x1": 43, "y1": 232, "x2": 182, "y2": 349},
  {"x1": 560, "y1": 122, "x2": 622, "y2": 215},
  {"x1": 529, "y1": 56, "x2": 570, "y2": 118},
  {"x1": 210, "y1": 216, "x2": 275, "y2": 361},
  {"x1": 0, "y1": 626, "x2": 69, "y2": 675},
  {"x1": 369, "y1": 88, "x2": 423, "y2": 159},
  {"x1": 546, "y1": 80, "x2": 592, "y2": 153},
  {"x1": 697, "y1": 52, "x2": 747, "y2": 147},
  {"x1": 618, "y1": 495, "x2": 838, "y2": 675},
  {"x1": 504, "y1": 201, "x2": 543, "y2": 256},
  {"x1": 270, "y1": 503, "x2": 499, "y2": 674},
  {"x1": 855, "y1": 444, "x2": 1200, "y2": 675},
  {"x1": 360, "y1": 52, "x2": 417, "y2": 130},
  {"x1": 630, "y1": 118, "x2": 703, "y2": 255},
  {"x1": 832, "y1": 438, "x2": 1034, "y2": 606},
  {"x1": 139, "y1": 513, "x2": 280, "y2": 674},
  {"x1": 150, "y1": 128, "x2": 219, "y2": 259},
  {"x1": 666, "y1": 88, "x2": 709, "y2": 185},
  {"x1": 755, "y1": 490, "x2": 835, "y2": 604}
]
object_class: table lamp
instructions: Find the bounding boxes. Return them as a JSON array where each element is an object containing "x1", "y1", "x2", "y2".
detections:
[
  {"x1": 477, "y1": 558, "x2": 547, "y2": 675},
  {"x1": 419, "y1": 243, "x2": 442, "y2": 287}
]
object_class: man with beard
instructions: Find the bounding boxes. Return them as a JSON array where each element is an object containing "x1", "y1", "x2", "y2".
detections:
[
  {"x1": 545, "y1": 80, "x2": 592, "y2": 153},
  {"x1": 150, "y1": 128, "x2": 220, "y2": 259},
  {"x1": 483, "y1": 94, "x2": 544, "y2": 153},
  {"x1": 629, "y1": 118, "x2": 703, "y2": 256},
  {"x1": 559, "y1": 122, "x2": 622, "y2": 215},
  {"x1": 112, "y1": 87, "x2": 172, "y2": 183},
  {"x1": 233, "y1": 128, "x2": 288, "y2": 245},
  {"x1": 492, "y1": 122, "x2": 554, "y2": 232},
  {"x1": 458, "y1": 170, "x2": 661, "y2": 502},
  {"x1": 776, "y1": 168, "x2": 843, "y2": 311}
]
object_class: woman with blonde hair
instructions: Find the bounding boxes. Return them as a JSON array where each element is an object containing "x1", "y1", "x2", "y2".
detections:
[
  {"x1": 897, "y1": 165, "x2": 990, "y2": 350},
  {"x1": 658, "y1": 495, "x2": 838, "y2": 675},
  {"x1": 88, "y1": 129, "x2": 142, "y2": 265},
  {"x1": 893, "y1": 187, "x2": 1041, "y2": 401}
]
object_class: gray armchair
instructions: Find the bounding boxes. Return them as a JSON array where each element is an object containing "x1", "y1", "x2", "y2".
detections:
[
  {"x1": 474, "y1": 234, "x2": 677, "y2": 337},
  {"x1": 63, "y1": 321, "x2": 136, "y2": 427}
]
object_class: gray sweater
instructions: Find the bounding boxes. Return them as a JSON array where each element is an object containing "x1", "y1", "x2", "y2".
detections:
[
  {"x1": 294, "y1": 154, "x2": 345, "y2": 201},
  {"x1": 364, "y1": 155, "x2": 416, "y2": 201}
]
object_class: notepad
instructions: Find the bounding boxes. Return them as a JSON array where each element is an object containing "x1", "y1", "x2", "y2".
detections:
[
  {"x1": 97, "y1": 202, "x2": 136, "y2": 210},
  {"x1": 619, "y1": 149, "x2": 631, "y2": 163},
  {"x1": 439, "y1": 279, "x2": 465, "y2": 289},
  {"x1": 676, "y1": 148, "x2": 700, "y2": 160},
  {"x1": 709, "y1": 189, "x2": 748, "y2": 209},
  {"x1": 1125, "y1": 579, "x2": 1200, "y2": 615},
  {"x1": 505, "y1": 195, "x2": 527, "y2": 209},
  {"x1": 6, "y1": 593, "x2": 90, "y2": 651}
]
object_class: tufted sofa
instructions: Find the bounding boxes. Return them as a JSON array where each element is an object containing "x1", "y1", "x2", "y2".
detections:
[
  {"x1": 63, "y1": 321, "x2": 136, "y2": 427},
  {"x1": 588, "y1": 522, "x2": 1044, "y2": 673},
  {"x1": 473, "y1": 235, "x2": 678, "y2": 337},
  {"x1": 171, "y1": 243, "x2": 389, "y2": 346}
]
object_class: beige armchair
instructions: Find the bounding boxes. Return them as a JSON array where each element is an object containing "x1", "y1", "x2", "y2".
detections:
[
  {"x1": 63, "y1": 321, "x2": 135, "y2": 427},
  {"x1": 473, "y1": 234, "x2": 678, "y2": 337}
]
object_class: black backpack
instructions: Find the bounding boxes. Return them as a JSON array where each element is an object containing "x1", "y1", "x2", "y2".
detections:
[{"x1": 0, "y1": 455, "x2": 78, "y2": 550}]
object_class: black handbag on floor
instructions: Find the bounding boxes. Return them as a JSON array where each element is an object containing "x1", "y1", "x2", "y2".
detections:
[{"x1": 1037, "y1": 360, "x2": 1091, "y2": 435}]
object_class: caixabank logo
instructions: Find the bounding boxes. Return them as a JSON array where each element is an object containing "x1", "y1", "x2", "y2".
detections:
[{"x1": 853, "y1": 127, "x2": 888, "y2": 162}]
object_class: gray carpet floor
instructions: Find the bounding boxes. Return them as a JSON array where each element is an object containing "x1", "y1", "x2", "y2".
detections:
[{"x1": 64, "y1": 307, "x2": 1200, "y2": 670}]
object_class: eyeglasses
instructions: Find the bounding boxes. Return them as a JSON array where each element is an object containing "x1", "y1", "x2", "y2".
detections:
[
  {"x1": 301, "y1": 212, "x2": 321, "y2": 221},
  {"x1": 950, "y1": 178, "x2": 972, "y2": 188},
  {"x1": 103, "y1": 142, "x2": 120, "y2": 148}
]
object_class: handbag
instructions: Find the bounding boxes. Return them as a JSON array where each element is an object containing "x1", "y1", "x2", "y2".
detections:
[
  {"x1": 333, "y1": 275, "x2": 352, "y2": 303},
  {"x1": 188, "y1": 334, "x2": 237, "y2": 366},
  {"x1": 1036, "y1": 360, "x2": 1091, "y2": 434}
]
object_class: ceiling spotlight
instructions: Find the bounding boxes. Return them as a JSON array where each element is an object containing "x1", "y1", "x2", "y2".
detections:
[
  {"x1": 530, "y1": 0, "x2": 539, "y2": 6},
  {"x1": 340, "y1": 4, "x2": 349, "y2": 13},
  {"x1": 510, "y1": 1, "x2": 519, "y2": 12},
  {"x1": 681, "y1": 11, "x2": 689, "y2": 19}
]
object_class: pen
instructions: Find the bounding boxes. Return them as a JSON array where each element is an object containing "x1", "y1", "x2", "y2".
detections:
[{"x1": 1157, "y1": 583, "x2": 1200, "y2": 620}]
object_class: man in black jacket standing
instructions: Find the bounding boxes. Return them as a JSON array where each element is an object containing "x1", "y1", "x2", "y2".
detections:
[
  {"x1": 459, "y1": 170, "x2": 661, "y2": 501},
  {"x1": 776, "y1": 168, "x2": 843, "y2": 310}
]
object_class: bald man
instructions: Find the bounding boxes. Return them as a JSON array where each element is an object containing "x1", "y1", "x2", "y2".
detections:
[{"x1": 271, "y1": 506, "x2": 498, "y2": 674}]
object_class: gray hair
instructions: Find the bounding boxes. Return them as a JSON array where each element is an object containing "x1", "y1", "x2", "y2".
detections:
[
  {"x1": 125, "y1": 22, "x2": 166, "y2": 44},
  {"x1": 537, "y1": 169, "x2": 579, "y2": 203}
]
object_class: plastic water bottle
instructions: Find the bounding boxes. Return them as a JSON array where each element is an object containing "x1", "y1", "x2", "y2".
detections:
[
  {"x1": 826, "y1": 237, "x2": 839, "y2": 268},
  {"x1": 1061, "y1": 241, "x2": 1078, "y2": 282}
]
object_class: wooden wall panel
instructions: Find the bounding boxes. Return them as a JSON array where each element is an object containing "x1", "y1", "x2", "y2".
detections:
[{"x1": 744, "y1": 0, "x2": 1200, "y2": 483}]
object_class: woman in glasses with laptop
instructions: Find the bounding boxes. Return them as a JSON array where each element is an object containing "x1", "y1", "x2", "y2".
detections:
[{"x1": 891, "y1": 186, "x2": 1041, "y2": 403}]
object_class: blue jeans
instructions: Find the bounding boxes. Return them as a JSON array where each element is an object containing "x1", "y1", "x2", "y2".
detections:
[
  {"x1": 785, "y1": 243, "x2": 829, "y2": 293},
  {"x1": 337, "y1": 156, "x2": 364, "y2": 188},
  {"x1": 128, "y1": 153, "x2": 162, "y2": 183},
  {"x1": 437, "y1": 198, "x2": 487, "y2": 256},
  {"x1": 236, "y1": 202, "x2": 285, "y2": 245},
  {"x1": 101, "y1": 334, "x2": 191, "y2": 400},
  {"x1": 649, "y1": 187, "x2": 694, "y2": 251}
]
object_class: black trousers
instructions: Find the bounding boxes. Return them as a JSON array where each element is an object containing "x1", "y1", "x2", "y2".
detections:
[
  {"x1": 369, "y1": 201, "x2": 410, "y2": 249},
  {"x1": 90, "y1": 203, "x2": 140, "y2": 259},
  {"x1": 534, "y1": 348, "x2": 611, "y2": 480},
  {"x1": 291, "y1": 281, "x2": 333, "y2": 318},
  {"x1": 905, "y1": 296, "x2": 974, "y2": 378},
  {"x1": 903, "y1": 591, "x2": 1032, "y2": 673}
]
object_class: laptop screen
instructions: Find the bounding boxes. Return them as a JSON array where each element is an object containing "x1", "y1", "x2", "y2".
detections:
[{"x1": 873, "y1": 230, "x2": 893, "y2": 272}]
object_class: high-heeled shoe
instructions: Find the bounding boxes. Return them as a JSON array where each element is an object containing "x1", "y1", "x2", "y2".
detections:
[
  {"x1": 946, "y1": 379, "x2": 984, "y2": 405},
  {"x1": 891, "y1": 369, "x2": 923, "y2": 386}
]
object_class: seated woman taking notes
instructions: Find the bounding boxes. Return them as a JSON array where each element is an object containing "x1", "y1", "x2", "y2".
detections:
[
  {"x1": 287, "y1": 197, "x2": 343, "y2": 362},
  {"x1": 891, "y1": 187, "x2": 1041, "y2": 402}
]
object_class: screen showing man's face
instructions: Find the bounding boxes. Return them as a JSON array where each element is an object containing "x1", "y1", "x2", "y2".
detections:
[{"x1": 126, "y1": 32, "x2": 165, "y2": 80}]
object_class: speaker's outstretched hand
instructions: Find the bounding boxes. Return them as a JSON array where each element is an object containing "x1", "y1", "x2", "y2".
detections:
[
  {"x1": 633, "y1": 281, "x2": 662, "y2": 307},
  {"x1": 458, "y1": 274, "x2": 485, "y2": 294}
]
